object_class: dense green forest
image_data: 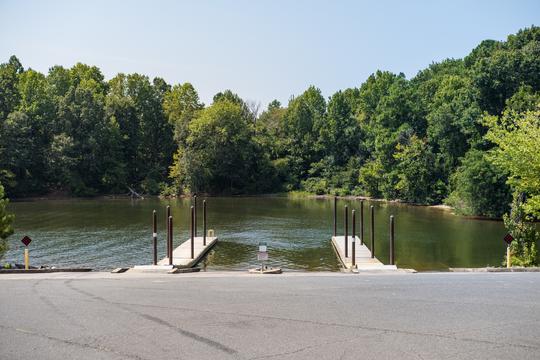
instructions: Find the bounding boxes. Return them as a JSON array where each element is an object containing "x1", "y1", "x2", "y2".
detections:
[{"x1": 1, "y1": 27, "x2": 540, "y2": 223}]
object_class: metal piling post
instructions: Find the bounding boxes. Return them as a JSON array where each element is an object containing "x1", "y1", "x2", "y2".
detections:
[
  {"x1": 152, "y1": 210, "x2": 157, "y2": 265},
  {"x1": 190, "y1": 206, "x2": 195, "y2": 259},
  {"x1": 390, "y1": 215, "x2": 395, "y2": 265},
  {"x1": 344, "y1": 205, "x2": 348, "y2": 258},
  {"x1": 370, "y1": 205, "x2": 375, "y2": 259},
  {"x1": 203, "y1": 200, "x2": 207, "y2": 246},
  {"x1": 193, "y1": 195, "x2": 197, "y2": 238},
  {"x1": 168, "y1": 215, "x2": 173, "y2": 266},
  {"x1": 352, "y1": 209, "x2": 356, "y2": 267},
  {"x1": 333, "y1": 196, "x2": 337, "y2": 237},
  {"x1": 166, "y1": 205, "x2": 171, "y2": 262},
  {"x1": 360, "y1": 200, "x2": 364, "y2": 245}
]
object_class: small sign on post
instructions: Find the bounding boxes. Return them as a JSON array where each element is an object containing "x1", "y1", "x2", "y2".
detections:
[
  {"x1": 503, "y1": 233, "x2": 514, "y2": 245},
  {"x1": 258, "y1": 242, "x2": 268, "y2": 272},
  {"x1": 504, "y1": 233, "x2": 514, "y2": 268},
  {"x1": 21, "y1": 236, "x2": 32, "y2": 270}
]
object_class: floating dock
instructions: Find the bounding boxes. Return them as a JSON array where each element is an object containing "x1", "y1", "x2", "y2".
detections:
[
  {"x1": 331, "y1": 236, "x2": 397, "y2": 271},
  {"x1": 157, "y1": 236, "x2": 218, "y2": 268}
]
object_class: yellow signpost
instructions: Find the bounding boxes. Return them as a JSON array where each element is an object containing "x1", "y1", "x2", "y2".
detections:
[{"x1": 21, "y1": 236, "x2": 32, "y2": 270}]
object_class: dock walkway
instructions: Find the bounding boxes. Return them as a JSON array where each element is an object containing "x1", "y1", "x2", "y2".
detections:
[
  {"x1": 331, "y1": 236, "x2": 397, "y2": 271},
  {"x1": 158, "y1": 236, "x2": 218, "y2": 268}
]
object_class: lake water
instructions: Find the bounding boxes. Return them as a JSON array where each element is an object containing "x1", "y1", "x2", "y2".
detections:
[{"x1": 3, "y1": 197, "x2": 508, "y2": 271}]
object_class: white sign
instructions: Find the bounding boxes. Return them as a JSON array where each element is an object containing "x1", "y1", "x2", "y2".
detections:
[
  {"x1": 257, "y1": 252, "x2": 268, "y2": 261},
  {"x1": 258, "y1": 242, "x2": 267, "y2": 252}
]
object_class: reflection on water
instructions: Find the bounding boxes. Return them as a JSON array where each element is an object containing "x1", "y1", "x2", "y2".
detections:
[{"x1": 4, "y1": 197, "x2": 507, "y2": 271}]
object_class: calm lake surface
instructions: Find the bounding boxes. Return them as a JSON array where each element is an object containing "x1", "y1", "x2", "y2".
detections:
[{"x1": 4, "y1": 197, "x2": 508, "y2": 271}]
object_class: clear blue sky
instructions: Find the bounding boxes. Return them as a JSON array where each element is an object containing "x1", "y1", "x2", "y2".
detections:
[{"x1": 1, "y1": 0, "x2": 539, "y2": 107}]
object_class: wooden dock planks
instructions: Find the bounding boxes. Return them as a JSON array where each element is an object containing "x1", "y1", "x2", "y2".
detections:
[
  {"x1": 331, "y1": 236, "x2": 397, "y2": 271},
  {"x1": 158, "y1": 236, "x2": 218, "y2": 268}
]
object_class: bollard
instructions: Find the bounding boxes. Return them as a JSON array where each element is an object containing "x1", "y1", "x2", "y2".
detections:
[
  {"x1": 24, "y1": 248, "x2": 29, "y2": 270},
  {"x1": 168, "y1": 215, "x2": 173, "y2": 265},
  {"x1": 193, "y1": 195, "x2": 198, "y2": 238},
  {"x1": 360, "y1": 200, "x2": 364, "y2": 245},
  {"x1": 153, "y1": 210, "x2": 157, "y2": 265},
  {"x1": 166, "y1": 205, "x2": 171, "y2": 261},
  {"x1": 370, "y1": 205, "x2": 375, "y2": 259},
  {"x1": 352, "y1": 210, "x2": 356, "y2": 267},
  {"x1": 344, "y1": 205, "x2": 348, "y2": 258},
  {"x1": 203, "y1": 200, "x2": 207, "y2": 246},
  {"x1": 389, "y1": 215, "x2": 395, "y2": 265},
  {"x1": 190, "y1": 206, "x2": 195, "y2": 259},
  {"x1": 333, "y1": 196, "x2": 337, "y2": 237}
]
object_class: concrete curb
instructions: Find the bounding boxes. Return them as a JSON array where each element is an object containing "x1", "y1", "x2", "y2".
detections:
[
  {"x1": 449, "y1": 267, "x2": 540, "y2": 272},
  {"x1": 0, "y1": 268, "x2": 92, "y2": 274}
]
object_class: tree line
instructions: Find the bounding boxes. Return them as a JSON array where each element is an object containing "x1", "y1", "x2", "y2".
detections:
[{"x1": 0, "y1": 27, "x2": 539, "y2": 221}]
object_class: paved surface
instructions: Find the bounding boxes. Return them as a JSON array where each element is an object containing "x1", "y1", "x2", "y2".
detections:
[
  {"x1": 332, "y1": 236, "x2": 397, "y2": 270},
  {"x1": 1, "y1": 271, "x2": 540, "y2": 359}
]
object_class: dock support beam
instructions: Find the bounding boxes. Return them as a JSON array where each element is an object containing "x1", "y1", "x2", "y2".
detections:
[
  {"x1": 152, "y1": 210, "x2": 157, "y2": 265},
  {"x1": 352, "y1": 210, "x2": 356, "y2": 267},
  {"x1": 168, "y1": 215, "x2": 173, "y2": 265},
  {"x1": 360, "y1": 200, "x2": 364, "y2": 245},
  {"x1": 389, "y1": 215, "x2": 395, "y2": 265},
  {"x1": 370, "y1": 205, "x2": 375, "y2": 259},
  {"x1": 344, "y1": 205, "x2": 348, "y2": 258},
  {"x1": 203, "y1": 200, "x2": 207, "y2": 246},
  {"x1": 190, "y1": 206, "x2": 195, "y2": 259},
  {"x1": 333, "y1": 196, "x2": 337, "y2": 237}
]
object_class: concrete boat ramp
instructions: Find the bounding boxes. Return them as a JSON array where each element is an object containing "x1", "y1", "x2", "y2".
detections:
[{"x1": 332, "y1": 236, "x2": 397, "y2": 272}]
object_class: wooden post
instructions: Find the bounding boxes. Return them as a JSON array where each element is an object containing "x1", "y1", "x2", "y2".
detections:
[
  {"x1": 389, "y1": 215, "x2": 395, "y2": 265},
  {"x1": 203, "y1": 200, "x2": 207, "y2": 246},
  {"x1": 352, "y1": 210, "x2": 356, "y2": 267},
  {"x1": 370, "y1": 205, "x2": 375, "y2": 259},
  {"x1": 344, "y1": 205, "x2": 348, "y2": 258},
  {"x1": 190, "y1": 206, "x2": 195, "y2": 259},
  {"x1": 152, "y1": 210, "x2": 157, "y2": 265}
]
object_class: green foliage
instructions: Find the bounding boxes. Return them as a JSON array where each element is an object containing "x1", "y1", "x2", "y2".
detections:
[
  {"x1": 0, "y1": 183, "x2": 14, "y2": 261},
  {"x1": 445, "y1": 149, "x2": 511, "y2": 217},
  {"x1": 170, "y1": 99, "x2": 276, "y2": 194},
  {"x1": 484, "y1": 109, "x2": 540, "y2": 217},
  {"x1": 394, "y1": 135, "x2": 439, "y2": 204},
  {"x1": 0, "y1": 26, "x2": 539, "y2": 209},
  {"x1": 503, "y1": 195, "x2": 539, "y2": 267}
]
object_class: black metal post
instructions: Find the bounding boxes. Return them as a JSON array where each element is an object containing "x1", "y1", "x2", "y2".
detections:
[
  {"x1": 190, "y1": 206, "x2": 195, "y2": 259},
  {"x1": 203, "y1": 200, "x2": 207, "y2": 246},
  {"x1": 152, "y1": 210, "x2": 157, "y2": 265},
  {"x1": 333, "y1": 196, "x2": 337, "y2": 237},
  {"x1": 352, "y1": 209, "x2": 356, "y2": 267},
  {"x1": 168, "y1": 215, "x2": 173, "y2": 265},
  {"x1": 193, "y1": 195, "x2": 197, "y2": 238},
  {"x1": 344, "y1": 205, "x2": 348, "y2": 258},
  {"x1": 370, "y1": 205, "x2": 375, "y2": 259},
  {"x1": 390, "y1": 215, "x2": 395, "y2": 265},
  {"x1": 360, "y1": 200, "x2": 364, "y2": 245}
]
